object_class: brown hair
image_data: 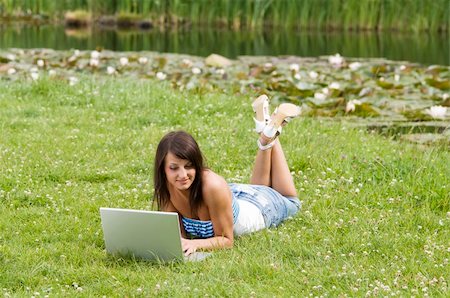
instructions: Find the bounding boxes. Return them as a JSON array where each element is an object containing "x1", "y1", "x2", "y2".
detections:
[{"x1": 153, "y1": 131, "x2": 205, "y2": 217}]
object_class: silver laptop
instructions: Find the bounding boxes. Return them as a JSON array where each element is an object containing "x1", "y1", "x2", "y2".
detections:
[{"x1": 99, "y1": 207, "x2": 210, "y2": 262}]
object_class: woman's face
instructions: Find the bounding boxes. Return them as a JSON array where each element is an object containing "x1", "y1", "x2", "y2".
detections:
[{"x1": 164, "y1": 152, "x2": 196, "y2": 191}]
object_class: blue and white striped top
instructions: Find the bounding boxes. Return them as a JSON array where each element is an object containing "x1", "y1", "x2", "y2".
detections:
[{"x1": 181, "y1": 197, "x2": 240, "y2": 238}]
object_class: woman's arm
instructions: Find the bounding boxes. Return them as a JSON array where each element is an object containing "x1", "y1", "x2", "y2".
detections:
[{"x1": 181, "y1": 172, "x2": 234, "y2": 255}]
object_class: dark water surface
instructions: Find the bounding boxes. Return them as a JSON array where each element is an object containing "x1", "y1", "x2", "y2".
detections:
[{"x1": 0, "y1": 24, "x2": 448, "y2": 65}]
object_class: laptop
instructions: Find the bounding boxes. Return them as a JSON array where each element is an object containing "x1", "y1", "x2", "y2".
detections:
[{"x1": 99, "y1": 207, "x2": 210, "y2": 262}]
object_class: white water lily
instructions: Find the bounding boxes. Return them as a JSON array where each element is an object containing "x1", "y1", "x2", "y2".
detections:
[
  {"x1": 359, "y1": 87, "x2": 372, "y2": 97},
  {"x1": 346, "y1": 100, "x2": 362, "y2": 113},
  {"x1": 349, "y1": 62, "x2": 362, "y2": 71},
  {"x1": 308, "y1": 71, "x2": 319, "y2": 79},
  {"x1": 328, "y1": 53, "x2": 344, "y2": 67},
  {"x1": 91, "y1": 50, "x2": 100, "y2": 59},
  {"x1": 192, "y1": 67, "x2": 201, "y2": 75},
  {"x1": 89, "y1": 58, "x2": 99, "y2": 67},
  {"x1": 37, "y1": 59, "x2": 45, "y2": 67},
  {"x1": 106, "y1": 66, "x2": 116, "y2": 75},
  {"x1": 264, "y1": 63, "x2": 273, "y2": 69},
  {"x1": 289, "y1": 63, "x2": 300, "y2": 72},
  {"x1": 6, "y1": 54, "x2": 16, "y2": 61},
  {"x1": 314, "y1": 92, "x2": 327, "y2": 101},
  {"x1": 7, "y1": 68, "x2": 16, "y2": 75},
  {"x1": 329, "y1": 82, "x2": 341, "y2": 89},
  {"x1": 68, "y1": 76, "x2": 79, "y2": 86},
  {"x1": 138, "y1": 57, "x2": 148, "y2": 64},
  {"x1": 425, "y1": 105, "x2": 447, "y2": 119},
  {"x1": 181, "y1": 58, "x2": 193, "y2": 68},
  {"x1": 156, "y1": 72, "x2": 167, "y2": 80},
  {"x1": 119, "y1": 57, "x2": 129, "y2": 66}
]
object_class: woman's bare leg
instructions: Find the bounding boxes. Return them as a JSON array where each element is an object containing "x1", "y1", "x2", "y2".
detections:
[
  {"x1": 250, "y1": 135, "x2": 297, "y2": 197},
  {"x1": 270, "y1": 140, "x2": 297, "y2": 197},
  {"x1": 250, "y1": 144, "x2": 272, "y2": 186}
]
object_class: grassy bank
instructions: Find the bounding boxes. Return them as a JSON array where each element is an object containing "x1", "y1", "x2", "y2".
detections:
[
  {"x1": 0, "y1": 76, "x2": 449, "y2": 296},
  {"x1": 0, "y1": 0, "x2": 448, "y2": 32}
]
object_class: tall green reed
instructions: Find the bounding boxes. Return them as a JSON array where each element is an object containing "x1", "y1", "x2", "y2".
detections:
[{"x1": 0, "y1": 0, "x2": 447, "y2": 32}]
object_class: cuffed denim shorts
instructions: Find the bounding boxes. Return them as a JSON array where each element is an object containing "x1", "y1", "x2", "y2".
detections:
[{"x1": 229, "y1": 183, "x2": 301, "y2": 228}]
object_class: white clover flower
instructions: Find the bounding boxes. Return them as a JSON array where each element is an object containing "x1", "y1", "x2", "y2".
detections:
[
  {"x1": 68, "y1": 76, "x2": 78, "y2": 86},
  {"x1": 345, "y1": 99, "x2": 362, "y2": 113},
  {"x1": 192, "y1": 67, "x2": 201, "y2": 75},
  {"x1": 119, "y1": 57, "x2": 129, "y2": 66},
  {"x1": 156, "y1": 72, "x2": 167, "y2": 80},
  {"x1": 442, "y1": 93, "x2": 449, "y2": 100},
  {"x1": 7, "y1": 68, "x2": 16, "y2": 75},
  {"x1": 314, "y1": 92, "x2": 327, "y2": 101},
  {"x1": 89, "y1": 58, "x2": 99, "y2": 67},
  {"x1": 106, "y1": 66, "x2": 116, "y2": 75},
  {"x1": 37, "y1": 59, "x2": 45, "y2": 67},
  {"x1": 74, "y1": 49, "x2": 80, "y2": 56},
  {"x1": 394, "y1": 74, "x2": 400, "y2": 82},
  {"x1": 289, "y1": 63, "x2": 300, "y2": 72},
  {"x1": 30, "y1": 72, "x2": 39, "y2": 81},
  {"x1": 400, "y1": 65, "x2": 407, "y2": 71},
  {"x1": 328, "y1": 53, "x2": 344, "y2": 66},
  {"x1": 349, "y1": 62, "x2": 362, "y2": 71},
  {"x1": 138, "y1": 57, "x2": 148, "y2": 64},
  {"x1": 90, "y1": 50, "x2": 100, "y2": 59},
  {"x1": 215, "y1": 68, "x2": 225, "y2": 75},
  {"x1": 294, "y1": 73, "x2": 302, "y2": 80},
  {"x1": 48, "y1": 69, "x2": 56, "y2": 76},
  {"x1": 329, "y1": 82, "x2": 340, "y2": 89},
  {"x1": 321, "y1": 87, "x2": 329, "y2": 95},
  {"x1": 308, "y1": 71, "x2": 318, "y2": 79},
  {"x1": 425, "y1": 105, "x2": 447, "y2": 119}
]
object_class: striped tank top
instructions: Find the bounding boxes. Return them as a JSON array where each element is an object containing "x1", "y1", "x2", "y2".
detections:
[{"x1": 181, "y1": 197, "x2": 240, "y2": 238}]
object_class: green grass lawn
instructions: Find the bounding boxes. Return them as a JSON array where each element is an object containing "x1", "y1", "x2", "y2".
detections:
[{"x1": 0, "y1": 76, "x2": 448, "y2": 297}]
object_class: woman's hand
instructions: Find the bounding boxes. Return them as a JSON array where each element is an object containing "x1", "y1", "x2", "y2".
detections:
[{"x1": 181, "y1": 238, "x2": 199, "y2": 256}]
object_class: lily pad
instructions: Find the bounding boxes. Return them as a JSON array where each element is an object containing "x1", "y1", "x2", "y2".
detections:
[{"x1": 425, "y1": 78, "x2": 450, "y2": 90}]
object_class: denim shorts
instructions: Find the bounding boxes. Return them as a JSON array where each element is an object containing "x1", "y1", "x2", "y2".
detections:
[{"x1": 229, "y1": 183, "x2": 301, "y2": 228}]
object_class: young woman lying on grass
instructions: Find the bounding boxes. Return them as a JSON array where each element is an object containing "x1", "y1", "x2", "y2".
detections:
[{"x1": 154, "y1": 95, "x2": 302, "y2": 256}]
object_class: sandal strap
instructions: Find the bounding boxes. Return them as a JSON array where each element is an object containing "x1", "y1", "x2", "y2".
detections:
[
  {"x1": 262, "y1": 124, "x2": 282, "y2": 138},
  {"x1": 257, "y1": 139, "x2": 275, "y2": 151}
]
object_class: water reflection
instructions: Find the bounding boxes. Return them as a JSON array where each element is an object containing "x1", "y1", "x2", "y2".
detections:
[{"x1": 0, "y1": 24, "x2": 448, "y2": 65}]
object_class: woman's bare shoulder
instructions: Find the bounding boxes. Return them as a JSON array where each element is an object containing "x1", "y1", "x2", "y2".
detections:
[{"x1": 201, "y1": 170, "x2": 230, "y2": 199}]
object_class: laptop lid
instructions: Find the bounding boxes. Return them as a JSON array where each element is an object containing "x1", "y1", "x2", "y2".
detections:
[{"x1": 100, "y1": 207, "x2": 183, "y2": 262}]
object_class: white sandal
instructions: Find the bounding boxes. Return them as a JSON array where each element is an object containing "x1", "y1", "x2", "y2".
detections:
[
  {"x1": 258, "y1": 103, "x2": 301, "y2": 150},
  {"x1": 252, "y1": 94, "x2": 271, "y2": 133}
]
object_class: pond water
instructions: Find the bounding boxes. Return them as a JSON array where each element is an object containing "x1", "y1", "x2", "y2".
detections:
[{"x1": 0, "y1": 24, "x2": 448, "y2": 66}]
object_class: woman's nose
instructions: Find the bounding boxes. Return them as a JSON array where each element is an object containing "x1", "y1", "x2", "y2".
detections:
[{"x1": 178, "y1": 168, "x2": 187, "y2": 177}]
